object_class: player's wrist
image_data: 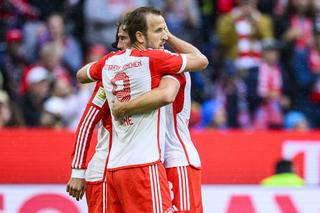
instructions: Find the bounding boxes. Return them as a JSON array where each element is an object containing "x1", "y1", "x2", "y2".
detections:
[{"x1": 71, "y1": 169, "x2": 86, "y2": 179}]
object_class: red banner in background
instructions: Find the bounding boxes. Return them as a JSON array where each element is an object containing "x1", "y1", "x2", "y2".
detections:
[
  {"x1": 0, "y1": 129, "x2": 96, "y2": 184},
  {"x1": 1, "y1": 129, "x2": 320, "y2": 184}
]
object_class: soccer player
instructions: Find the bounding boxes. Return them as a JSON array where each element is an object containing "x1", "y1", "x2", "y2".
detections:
[
  {"x1": 112, "y1": 29, "x2": 203, "y2": 212},
  {"x1": 66, "y1": 22, "x2": 130, "y2": 212},
  {"x1": 76, "y1": 7, "x2": 208, "y2": 212},
  {"x1": 66, "y1": 21, "x2": 180, "y2": 212}
]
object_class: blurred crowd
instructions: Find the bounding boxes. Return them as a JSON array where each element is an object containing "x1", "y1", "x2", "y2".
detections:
[{"x1": 0, "y1": 0, "x2": 320, "y2": 130}]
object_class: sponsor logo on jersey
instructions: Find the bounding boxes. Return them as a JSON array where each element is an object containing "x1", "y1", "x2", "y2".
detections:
[{"x1": 92, "y1": 87, "x2": 107, "y2": 107}]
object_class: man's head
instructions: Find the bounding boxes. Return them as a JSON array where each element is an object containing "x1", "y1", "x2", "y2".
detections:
[
  {"x1": 47, "y1": 13, "x2": 64, "y2": 39},
  {"x1": 275, "y1": 159, "x2": 294, "y2": 174},
  {"x1": 112, "y1": 24, "x2": 131, "y2": 50},
  {"x1": 125, "y1": 7, "x2": 168, "y2": 50}
]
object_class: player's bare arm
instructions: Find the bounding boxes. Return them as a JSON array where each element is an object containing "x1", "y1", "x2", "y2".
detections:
[
  {"x1": 112, "y1": 77, "x2": 180, "y2": 120},
  {"x1": 66, "y1": 178, "x2": 86, "y2": 201},
  {"x1": 166, "y1": 28, "x2": 208, "y2": 72},
  {"x1": 76, "y1": 62, "x2": 95, "y2": 83}
]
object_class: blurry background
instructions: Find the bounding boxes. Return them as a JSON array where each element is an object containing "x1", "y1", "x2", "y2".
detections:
[{"x1": 1, "y1": 0, "x2": 320, "y2": 212}]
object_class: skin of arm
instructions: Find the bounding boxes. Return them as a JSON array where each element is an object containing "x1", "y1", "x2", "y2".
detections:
[
  {"x1": 166, "y1": 29, "x2": 209, "y2": 71},
  {"x1": 76, "y1": 62, "x2": 95, "y2": 84},
  {"x1": 112, "y1": 77, "x2": 180, "y2": 120}
]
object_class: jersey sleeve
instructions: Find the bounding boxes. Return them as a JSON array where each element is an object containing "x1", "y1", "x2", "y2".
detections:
[
  {"x1": 71, "y1": 81, "x2": 110, "y2": 170},
  {"x1": 148, "y1": 49, "x2": 187, "y2": 75},
  {"x1": 87, "y1": 55, "x2": 108, "y2": 81},
  {"x1": 162, "y1": 74, "x2": 185, "y2": 86}
]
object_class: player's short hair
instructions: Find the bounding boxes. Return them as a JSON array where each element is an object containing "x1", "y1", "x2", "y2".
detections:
[
  {"x1": 125, "y1": 7, "x2": 161, "y2": 44},
  {"x1": 112, "y1": 23, "x2": 122, "y2": 49},
  {"x1": 112, "y1": 13, "x2": 130, "y2": 49}
]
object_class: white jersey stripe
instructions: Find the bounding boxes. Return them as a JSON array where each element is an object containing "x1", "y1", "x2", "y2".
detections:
[
  {"x1": 183, "y1": 166, "x2": 190, "y2": 210},
  {"x1": 78, "y1": 109, "x2": 99, "y2": 167},
  {"x1": 182, "y1": 166, "x2": 187, "y2": 210},
  {"x1": 149, "y1": 166, "x2": 156, "y2": 213},
  {"x1": 72, "y1": 106, "x2": 94, "y2": 167},
  {"x1": 152, "y1": 165, "x2": 160, "y2": 213},
  {"x1": 74, "y1": 106, "x2": 95, "y2": 167},
  {"x1": 71, "y1": 106, "x2": 93, "y2": 167},
  {"x1": 177, "y1": 167, "x2": 183, "y2": 210},
  {"x1": 75, "y1": 107, "x2": 97, "y2": 167},
  {"x1": 178, "y1": 54, "x2": 187, "y2": 73},
  {"x1": 154, "y1": 164, "x2": 163, "y2": 213}
]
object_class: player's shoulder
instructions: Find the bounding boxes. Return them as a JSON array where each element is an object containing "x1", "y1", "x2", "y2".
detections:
[
  {"x1": 131, "y1": 48, "x2": 179, "y2": 58},
  {"x1": 103, "y1": 50, "x2": 126, "y2": 60}
]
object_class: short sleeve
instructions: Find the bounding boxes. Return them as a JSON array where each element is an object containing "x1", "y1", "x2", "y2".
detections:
[
  {"x1": 162, "y1": 74, "x2": 185, "y2": 87},
  {"x1": 147, "y1": 49, "x2": 187, "y2": 75},
  {"x1": 88, "y1": 56, "x2": 108, "y2": 81}
]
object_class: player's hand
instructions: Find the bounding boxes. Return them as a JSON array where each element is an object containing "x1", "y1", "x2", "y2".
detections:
[
  {"x1": 112, "y1": 99, "x2": 126, "y2": 120},
  {"x1": 66, "y1": 178, "x2": 86, "y2": 201}
]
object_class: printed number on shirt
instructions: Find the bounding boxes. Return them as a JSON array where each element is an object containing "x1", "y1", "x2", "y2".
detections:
[
  {"x1": 111, "y1": 72, "x2": 133, "y2": 126},
  {"x1": 111, "y1": 72, "x2": 131, "y2": 102}
]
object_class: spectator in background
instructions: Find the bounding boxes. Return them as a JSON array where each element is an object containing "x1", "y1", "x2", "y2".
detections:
[
  {"x1": 280, "y1": 0, "x2": 314, "y2": 49},
  {"x1": 41, "y1": 44, "x2": 109, "y2": 130},
  {"x1": 254, "y1": 40, "x2": 285, "y2": 129},
  {"x1": 284, "y1": 111, "x2": 309, "y2": 130},
  {"x1": 0, "y1": 0, "x2": 38, "y2": 38},
  {"x1": 261, "y1": 159, "x2": 304, "y2": 187},
  {"x1": 20, "y1": 42, "x2": 72, "y2": 95},
  {"x1": 0, "y1": 90, "x2": 12, "y2": 127},
  {"x1": 162, "y1": 0, "x2": 201, "y2": 44},
  {"x1": 38, "y1": 13, "x2": 82, "y2": 76},
  {"x1": 216, "y1": 0, "x2": 274, "y2": 70},
  {"x1": 204, "y1": 71, "x2": 250, "y2": 128},
  {"x1": 83, "y1": 0, "x2": 147, "y2": 47},
  {"x1": 20, "y1": 66, "x2": 50, "y2": 126},
  {"x1": 40, "y1": 96, "x2": 64, "y2": 129},
  {"x1": 0, "y1": 29, "x2": 28, "y2": 103},
  {"x1": 291, "y1": 28, "x2": 320, "y2": 127},
  {"x1": 0, "y1": 72, "x2": 24, "y2": 127},
  {"x1": 277, "y1": 0, "x2": 315, "y2": 105}
]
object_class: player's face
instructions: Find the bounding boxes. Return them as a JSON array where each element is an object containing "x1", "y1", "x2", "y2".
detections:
[
  {"x1": 117, "y1": 26, "x2": 131, "y2": 50},
  {"x1": 145, "y1": 14, "x2": 168, "y2": 49}
]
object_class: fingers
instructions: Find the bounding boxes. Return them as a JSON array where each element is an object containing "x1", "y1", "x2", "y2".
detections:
[
  {"x1": 79, "y1": 190, "x2": 85, "y2": 200},
  {"x1": 68, "y1": 186, "x2": 85, "y2": 201}
]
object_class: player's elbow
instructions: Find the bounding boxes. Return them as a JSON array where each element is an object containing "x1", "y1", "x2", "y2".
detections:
[
  {"x1": 76, "y1": 69, "x2": 89, "y2": 84},
  {"x1": 187, "y1": 54, "x2": 209, "y2": 71},
  {"x1": 162, "y1": 90, "x2": 176, "y2": 105},
  {"x1": 198, "y1": 54, "x2": 209, "y2": 70}
]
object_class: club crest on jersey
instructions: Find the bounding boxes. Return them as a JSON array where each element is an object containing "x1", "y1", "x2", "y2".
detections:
[{"x1": 92, "y1": 87, "x2": 107, "y2": 107}]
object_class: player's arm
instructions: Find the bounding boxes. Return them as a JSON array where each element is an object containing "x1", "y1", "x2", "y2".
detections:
[
  {"x1": 76, "y1": 62, "x2": 95, "y2": 83},
  {"x1": 76, "y1": 54, "x2": 109, "y2": 84},
  {"x1": 66, "y1": 82, "x2": 109, "y2": 201},
  {"x1": 166, "y1": 29, "x2": 208, "y2": 72},
  {"x1": 112, "y1": 76, "x2": 180, "y2": 119}
]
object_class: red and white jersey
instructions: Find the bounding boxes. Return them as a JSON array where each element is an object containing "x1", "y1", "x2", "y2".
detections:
[
  {"x1": 71, "y1": 81, "x2": 112, "y2": 182},
  {"x1": 88, "y1": 49, "x2": 187, "y2": 170},
  {"x1": 164, "y1": 72, "x2": 201, "y2": 168}
]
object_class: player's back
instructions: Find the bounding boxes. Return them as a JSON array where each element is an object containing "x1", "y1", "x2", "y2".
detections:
[{"x1": 164, "y1": 72, "x2": 201, "y2": 168}]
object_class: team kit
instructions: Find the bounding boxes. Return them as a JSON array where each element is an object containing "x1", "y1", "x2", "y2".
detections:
[{"x1": 66, "y1": 7, "x2": 208, "y2": 213}]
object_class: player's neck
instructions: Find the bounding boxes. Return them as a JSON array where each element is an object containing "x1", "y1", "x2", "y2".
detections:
[{"x1": 132, "y1": 42, "x2": 146, "y2": 50}]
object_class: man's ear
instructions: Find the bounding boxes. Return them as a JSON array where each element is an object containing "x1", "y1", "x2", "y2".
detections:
[{"x1": 135, "y1": 31, "x2": 145, "y2": 44}]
